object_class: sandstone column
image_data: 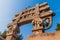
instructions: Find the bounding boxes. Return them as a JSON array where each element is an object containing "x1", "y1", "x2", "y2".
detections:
[{"x1": 6, "y1": 22, "x2": 19, "y2": 40}]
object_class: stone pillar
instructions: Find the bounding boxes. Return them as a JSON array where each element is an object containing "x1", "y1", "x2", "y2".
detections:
[
  {"x1": 35, "y1": 4, "x2": 40, "y2": 14},
  {"x1": 32, "y1": 20, "x2": 43, "y2": 35},
  {"x1": 6, "y1": 22, "x2": 19, "y2": 40}
]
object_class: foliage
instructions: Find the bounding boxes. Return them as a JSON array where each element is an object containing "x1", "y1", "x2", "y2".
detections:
[
  {"x1": 16, "y1": 34, "x2": 23, "y2": 40},
  {"x1": 1, "y1": 31, "x2": 6, "y2": 38},
  {"x1": 0, "y1": 31, "x2": 23, "y2": 40},
  {"x1": 56, "y1": 24, "x2": 60, "y2": 31}
]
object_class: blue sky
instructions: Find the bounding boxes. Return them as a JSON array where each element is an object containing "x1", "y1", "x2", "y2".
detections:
[{"x1": 0, "y1": 0, "x2": 60, "y2": 40}]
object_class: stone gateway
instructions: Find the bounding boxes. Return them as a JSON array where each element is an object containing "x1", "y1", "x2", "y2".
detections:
[{"x1": 6, "y1": 2, "x2": 60, "y2": 40}]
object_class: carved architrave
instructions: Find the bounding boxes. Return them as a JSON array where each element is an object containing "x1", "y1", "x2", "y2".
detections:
[{"x1": 6, "y1": 2, "x2": 55, "y2": 40}]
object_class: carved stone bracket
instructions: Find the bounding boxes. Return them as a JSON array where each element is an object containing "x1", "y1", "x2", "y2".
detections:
[{"x1": 6, "y1": 2, "x2": 55, "y2": 40}]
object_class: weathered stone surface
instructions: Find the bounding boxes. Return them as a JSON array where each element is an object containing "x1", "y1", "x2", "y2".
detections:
[
  {"x1": 6, "y1": 2, "x2": 57, "y2": 40},
  {"x1": 27, "y1": 31, "x2": 60, "y2": 40}
]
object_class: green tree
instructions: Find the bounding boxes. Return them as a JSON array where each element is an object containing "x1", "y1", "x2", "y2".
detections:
[
  {"x1": 16, "y1": 34, "x2": 23, "y2": 40},
  {"x1": 56, "y1": 24, "x2": 60, "y2": 31},
  {"x1": 1, "y1": 31, "x2": 6, "y2": 38},
  {"x1": 0, "y1": 31, "x2": 23, "y2": 40}
]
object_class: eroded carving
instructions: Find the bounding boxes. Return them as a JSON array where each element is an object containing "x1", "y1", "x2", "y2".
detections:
[{"x1": 6, "y1": 2, "x2": 55, "y2": 40}]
